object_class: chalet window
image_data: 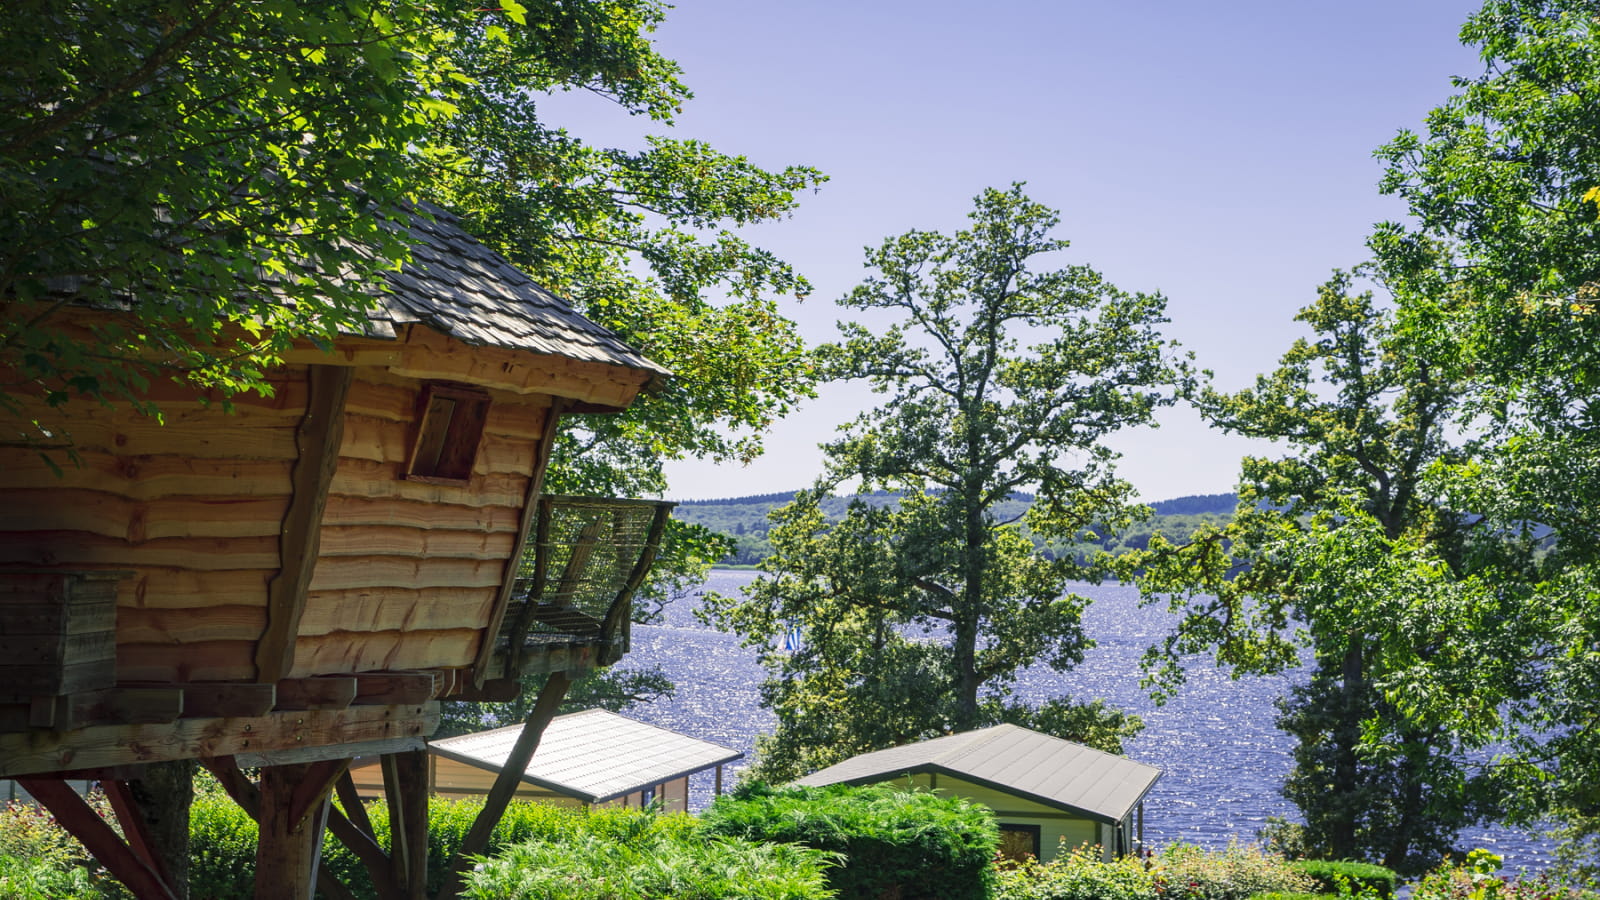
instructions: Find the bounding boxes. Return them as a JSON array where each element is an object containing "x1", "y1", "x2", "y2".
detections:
[
  {"x1": 405, "y1": 383, "x2": 490, "y2": 485},
  {"x1": 997, "y1": 823, "x2": 1041, "y2": 862}
]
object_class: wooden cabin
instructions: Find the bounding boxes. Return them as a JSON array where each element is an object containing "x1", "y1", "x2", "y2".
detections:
[
  {"x1": 0, "y1": 204, "x2": 673, "y2": 899},
  {"x1": 795, "y1": 724, "x2": 1161, "y2": 862},
  {"x1": 349, "y1": 709, "x2": 742, "y2": 812}
]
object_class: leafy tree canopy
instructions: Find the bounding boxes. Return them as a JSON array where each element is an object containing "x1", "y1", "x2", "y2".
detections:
[
  {"x1": 704, "y1": 185, "x2": 1190, "y2": 781},
  {"x1": 1363, "y1": 0, "x2": 1600, "y2": 860}
]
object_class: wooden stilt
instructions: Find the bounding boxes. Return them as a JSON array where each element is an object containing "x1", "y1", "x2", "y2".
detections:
[
  {"x1": 254, "y1": 762, "x2": 344, "y2": 900},
  {"x1": 381, "y1": 750, "x2": 430, "y2": 900},
  {"x1": 18, "y1": 777, "x2": 178, "y2": 900},
  {"x1": 437, "y1": 671, "x2": 573, "y2": 900},
  {"x1": 326, "y1": 802, "x2": 404, "y2": 900},
  {"x1": 201, "y1": 757, "x2": 355, "y2": 900}
]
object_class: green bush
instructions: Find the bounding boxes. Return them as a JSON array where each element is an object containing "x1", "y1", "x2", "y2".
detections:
[
  {"x1": 1411, "y1": 849, "x2": 1600, "y2": 900},
  {"x1": 700, "y1": 782, "x2": 998, "y2": 900},
  {"x1": 1154, "y1": 842, "x2": 1316, "y2": 900},
  {"x1": 189, "y1": 791, "x2": 832, "y2": 900},
  {"x1": 464, "y1": 825, "x2": 835, "y2": 899},
  {"x1": 995, "y1": 844, "x2": 1158, "y2": 900},
  {"x1": 1289, "y1": 860, "x2": 1398, "y2": 899},
  {"x1": 996, "y1": 842, "x2": 1313, "y2": 900},
  {"x1": 0, "y1": 795, "x2": 124, "y2": 900}
]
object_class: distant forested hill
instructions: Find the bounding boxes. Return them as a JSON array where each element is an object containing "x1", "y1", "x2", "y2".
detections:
[{"x1": 674, "y1": 490, "x2": 1237, "y2": 566}]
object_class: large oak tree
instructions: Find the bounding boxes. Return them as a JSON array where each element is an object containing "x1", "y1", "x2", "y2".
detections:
[{"x1": 705, "y1": 185, "x2": 1189, "y2": 781}]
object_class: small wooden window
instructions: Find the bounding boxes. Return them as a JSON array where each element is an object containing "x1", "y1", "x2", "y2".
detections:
[{"x1": 405, "y1": 383, "x2": 490, "y2": 485}]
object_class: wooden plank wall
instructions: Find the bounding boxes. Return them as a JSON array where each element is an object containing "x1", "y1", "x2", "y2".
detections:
[
  {"x1": 291, "y1": 368, "x2": 550, "y2": 677},
  {"x1": 0, "y1": 374, "x2": 304, "y2": 682}
]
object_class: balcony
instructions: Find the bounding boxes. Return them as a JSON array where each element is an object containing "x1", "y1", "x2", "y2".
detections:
[{"x1": 494, "y1": 495, "x2": 675, "y2": 677}]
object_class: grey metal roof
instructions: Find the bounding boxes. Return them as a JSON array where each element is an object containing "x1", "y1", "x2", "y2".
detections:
[
  {"x1": 794, "y1": 724, "x2": 1161, "y2": 824},
  {"x1": 367, "y1": 203, "x2": 669, "y2": 382},
  {"x1": 430, "y1": 709, "x2": 742, "y2": 804}
]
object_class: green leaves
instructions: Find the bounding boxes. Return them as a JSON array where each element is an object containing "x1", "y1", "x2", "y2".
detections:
[{"x1": 705, "y1": 186, "x2": 1186, "y2": 780}]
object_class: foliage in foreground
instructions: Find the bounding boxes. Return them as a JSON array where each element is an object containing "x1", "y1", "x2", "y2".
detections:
[
  {"x1": 187, "y1": 789, "x2": 829, "y2": 900},
  {"x1": 1410, "y1": 850, "x2": 1600, "y2": 900},
  {"x1": 1288, "y1": 859, "x2": 1399, "y2": 898},
  {"x1": 994, "y1": 842, "x2": 1314, "y2": 900},
  {"x1": 0, "y1": 800, "x2": 111, "y2": 900},
  {"x1": 700, "y1": 782, "x2": 997, "y2": 900},
  {"x1": 464, "y1": 828, "x2": 835, "y2": 900}
]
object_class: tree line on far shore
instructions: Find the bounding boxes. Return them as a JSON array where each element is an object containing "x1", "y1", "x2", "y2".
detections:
[{"x1": 674, "y1": 491, "x2": 1240, "y2": 566}]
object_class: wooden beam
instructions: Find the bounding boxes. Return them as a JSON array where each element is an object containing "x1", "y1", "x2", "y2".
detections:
[
  {"x1": 450, "y1": 677, "x2": 520, "y2": 702},
  {"x1": 334, "y1": 770, "x2": 376, "y2": 839},
  {"x1": 353, "y1": 672, "x2": 439, "y2": 706},
  {"x1": 471, "y1": 399, "x2": 568, "y2": 687},
  {"x1": 274, "y1": 677, "x2": 357, "y2": 710},
  {"x1": 257, "y1": 365, "x2": 353, "y2": 683},
  {"x1": 289, "y1": 758, "x2": 352, "y2": 829},
  {"x1": 381, "y1": 749, "x2": 430, "y2": 900},
  {"x1": 236, "y1": 736, "x2": 423, "y2": 768},
  {"x1": 176, "y1": 682, "x2": 277, "y2": 718},
  {"x1": 200, "y1": 757, "x2": 260, "y2": 816},
  {"x1": 0, "y1": 701, "x2": 440, "y2": 777},
  {"x1": 326, "y1": 803, "x2": 404, "y2": 900},
  {"x1": 101, "y1": 779, "x2": 178, "y2": 891},
  {"x1": 18, "y1": 776, "x2": 178, "y2": 900},
  {"x1": 327, "y1": 769, "x2": 404, "y2": 900},
  {"x1": 438, "y1": 671, "x2": 572, "y2": 900},
  {"x1": 40, "y1": 688, "x2": 185, "y2": 731}
]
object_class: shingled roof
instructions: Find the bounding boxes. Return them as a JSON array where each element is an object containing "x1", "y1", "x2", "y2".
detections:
[
  {"x1": 430, "y1": 709, "x2": 742, "y2": 805},
  {"x1": 794, "y1": 724, "x2": 1161, "y2": 824},
  {"x1": 367, "y1": 202, "x2": 668, "y2": 382}
]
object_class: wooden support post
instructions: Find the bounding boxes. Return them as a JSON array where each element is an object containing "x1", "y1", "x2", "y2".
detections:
[
  {"x1": 254, "y1": 761, "x2": 347, "y2": 900},
  {"x1": 381, "y1": 750, "x2": 430, "y2": 900},
  {"x1": 18, "y1": 776, "x2": 178, "y2": 900},
  {"x1": 201, "y1": 757, "x2": 356, "y2": 900},
  {"x1": 437, "y1": 671, "x2": 572, "y2": 900}
]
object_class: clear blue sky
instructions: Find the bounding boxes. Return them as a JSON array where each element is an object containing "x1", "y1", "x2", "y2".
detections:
[{"x1": 559, "y1": 1, "x2": 1486, "y2": 502}]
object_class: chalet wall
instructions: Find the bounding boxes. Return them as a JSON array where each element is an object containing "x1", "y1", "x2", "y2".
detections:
[
  {"x1": 901, "y1": 772, "x2": 1102, "y2": 862},
  {"x1": 290, "y1": 367, "x2": 551, "y2": 677},
  {"x1": 0, "y1": 372, "x2": 304, "y2": 682}
]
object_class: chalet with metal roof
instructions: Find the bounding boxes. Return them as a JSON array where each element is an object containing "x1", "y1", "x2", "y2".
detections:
[
  {"x1": 796, "y1": 724, "x2": 1161, "y2": 862},
  {"x1": 350, "y1": 709, "x2": 742, "y2": 812},
  {"x1": 0, "y1": 203, "x2": 675, "y2": 899}
]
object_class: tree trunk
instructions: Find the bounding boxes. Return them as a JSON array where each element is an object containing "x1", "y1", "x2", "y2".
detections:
[
  {"x1": 1328, "y1": 638, "x2": 1366, "y2": 860},
  {"x1": 128, "y1": 759, "x2": 197, "y2": 900}
]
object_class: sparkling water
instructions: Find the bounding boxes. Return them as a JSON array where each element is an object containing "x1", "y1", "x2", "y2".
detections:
[{"x1": 614, "y1": 570, "x2": 1556, "y2": 869}]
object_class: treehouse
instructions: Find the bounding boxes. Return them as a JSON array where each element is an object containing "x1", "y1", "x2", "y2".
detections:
[{"x1": 0, "y1": 204, "x2": 673, "y2": 900}]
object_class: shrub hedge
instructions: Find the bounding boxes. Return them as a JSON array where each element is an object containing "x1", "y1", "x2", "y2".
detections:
[
  {"x1": 187, "y1": 789, "x2": 833, "y2": 900},
  {"x1": 700, "y1": 782, "x2": 998, "y2": 900},
  {"x1": 1289, "y1": 860, "x2": 1398, "y2": 898},
  {"x1": 995, "y1": 842, "x2": 1313, "y2": 900}
]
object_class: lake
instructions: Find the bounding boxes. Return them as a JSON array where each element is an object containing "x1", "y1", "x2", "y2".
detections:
[{"x1": 613, "y1": 570, "x2": 1555, "y2": 869}]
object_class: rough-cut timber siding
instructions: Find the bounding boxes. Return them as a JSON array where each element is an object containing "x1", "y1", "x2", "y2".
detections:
[
  {"x1": 287, "y1": 368, "x2": 550, "y2": 677},
  {"x1": 0, "y1": 372, "x2": 304, "y2": 682}
]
